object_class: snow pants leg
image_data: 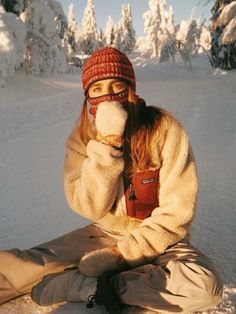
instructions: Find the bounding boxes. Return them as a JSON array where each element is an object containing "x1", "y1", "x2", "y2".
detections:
[
  {"x1": 0, "y1": 224, "x2": 116, "y2": 304},
  {"x1": 111, "y1": 241, "x2": 223, "y2": 313}
]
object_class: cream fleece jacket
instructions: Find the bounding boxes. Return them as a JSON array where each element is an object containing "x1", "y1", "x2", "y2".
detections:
[{"x1": 64, "y1": 112, "x2": 198, "y2": 267}]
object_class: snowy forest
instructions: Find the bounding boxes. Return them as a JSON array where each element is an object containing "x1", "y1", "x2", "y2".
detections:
[{"x1": 0, "y1": 0, "x2": 236, "y2": 83}]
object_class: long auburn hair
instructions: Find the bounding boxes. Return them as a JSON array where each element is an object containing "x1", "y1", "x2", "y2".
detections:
[{"x1": 78, "y1": 97, "x2": 168, "y2": 175}]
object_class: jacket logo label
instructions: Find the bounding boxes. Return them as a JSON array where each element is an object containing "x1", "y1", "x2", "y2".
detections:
[{"x1": 142, "y1": 177, "x2": 156, "y2": 184}]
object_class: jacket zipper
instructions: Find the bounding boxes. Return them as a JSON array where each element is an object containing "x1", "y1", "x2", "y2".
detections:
[{"x1": 129, "y1": 183, "x2": 136, "y2": 200}]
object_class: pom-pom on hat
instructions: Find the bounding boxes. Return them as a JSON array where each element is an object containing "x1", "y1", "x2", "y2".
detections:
[{"x1": 82, "y1": 47, "x2": 136, "y2": 94}]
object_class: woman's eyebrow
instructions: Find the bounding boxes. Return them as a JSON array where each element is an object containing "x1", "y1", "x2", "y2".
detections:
[{"x1": 91, "y1": 82, "x2": 103, "y2": 87}]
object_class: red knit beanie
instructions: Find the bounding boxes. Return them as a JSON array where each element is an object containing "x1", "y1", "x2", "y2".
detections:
[{"x1": 82, "y1": 47, "x2": 136, "y2": 94}]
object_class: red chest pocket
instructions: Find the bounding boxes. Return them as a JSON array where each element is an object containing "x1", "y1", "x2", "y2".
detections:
[{"x1": 124, "y1": 169, "x2": 159, "y2": 220}]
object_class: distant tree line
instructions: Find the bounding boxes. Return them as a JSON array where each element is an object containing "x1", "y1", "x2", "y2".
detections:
[{"x1": 0, "y1": 0, "x2": 235, "y2": 81}]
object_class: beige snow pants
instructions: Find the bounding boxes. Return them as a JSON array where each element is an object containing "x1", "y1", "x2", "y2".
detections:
[{"x1": 0, "y1": 224, "x2": 223, "y2": 313}]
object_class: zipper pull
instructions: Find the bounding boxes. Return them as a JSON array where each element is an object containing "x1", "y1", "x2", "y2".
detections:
[{"x1": 129, "y1": 183, "x2": 136, "y2": 201}]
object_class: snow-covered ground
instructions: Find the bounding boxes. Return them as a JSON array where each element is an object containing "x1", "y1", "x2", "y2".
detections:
[{"x1": 0, "y1": 55, "x2": 235, "y2": 313}]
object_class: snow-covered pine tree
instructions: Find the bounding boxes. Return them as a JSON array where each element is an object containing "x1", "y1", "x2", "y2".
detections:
[
  {"x1": 104, "y1": 15, "x2": 115, "y2": 46},
  {"x1": 159, "y1": 5, "x2": 175, "y2": 62},
  {"x1": 0, "y1": 5, "x2": 26, "y2": 83},
  {"x1": 143, "y1": 0, "x2": 160, "y2": 58},
  {"x1": 210, "y1": 0, "x2": 236, "y2": 69},
  {"x1": 67, "y1": 3, "x2": 81, "y2": 55},
  {"x1": 143, "y1": 0, "x2": 174, "y2": 59},
  {"x1": 47, "y1": 0, "x2": 69, "y2": 70},
  {"x1": 47, "y1": 0, "x2": 68, "y2": 40},
  {"x1": 98, "y1": 28, "x2": 105, "y2": 48},
  {"x1": 176, "y1": 16, "x2": 204, "y2": 68},
  {"x1": 186, "y1": 20, "x2": 201, "y2": 56},
  {"x1": 1, "y1": 0, "x2": 29, "y2": 16},
  {"x1": 115, "y1": 4, "x2": 136, "y2": 53},
  {"x1": 1, "y1": 0, "x2": 19, "y2": 14},
  {"x1": 199, "y1": 24, "x2": 211, "y2": 53},
  {"x1": 21, "y1": 0, "x2": 67, "y2": 75},
  {"x1": 80, "y1": 0, "x2": 99, "y2": 55}
]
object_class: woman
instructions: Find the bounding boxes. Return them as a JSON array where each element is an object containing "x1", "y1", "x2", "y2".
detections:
[{"x1": 0, "y1": 47, "x2": 223, "y2": 313}]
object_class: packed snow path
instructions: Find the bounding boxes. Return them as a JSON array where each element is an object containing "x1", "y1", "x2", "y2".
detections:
[{"x1": 0, "y1": 56, "x2": 235, "y2": 313}]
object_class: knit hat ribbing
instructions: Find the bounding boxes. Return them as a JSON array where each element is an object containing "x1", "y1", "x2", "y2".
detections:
[{"x1": 82, "y1": 47, "x2": 136, "y2": 94}]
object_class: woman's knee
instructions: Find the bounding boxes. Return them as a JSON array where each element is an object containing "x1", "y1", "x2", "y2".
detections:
[
  {"x1": 199, "y1": 267, "x2": 223, "y2": 310},
  {"x1": 109, "y1": 261, "x2": 223, "y2": 313},
  {"x1": 174, "y1": 260, "x2": 223, "y2": 312},
  {"x1": 0, "y1": 248, "x2": 50, "y2": 294}
]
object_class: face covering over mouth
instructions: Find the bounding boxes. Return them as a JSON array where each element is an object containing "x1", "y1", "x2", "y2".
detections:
[{"x1": 88, "y1": 89, "x2": 129, "y2": 116}]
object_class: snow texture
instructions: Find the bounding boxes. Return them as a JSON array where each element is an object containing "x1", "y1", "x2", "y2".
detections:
[
  {"x1": 220, "y1": 17, "x2": 236, "y2": 45},
  {"x1": 218, "y1": 2, "x2": 236, "y2": 45},
  {"x1": 217, "y1": 1, "x2": 236, "y2": 27},
  {"x1": 0, "y1": 55, "x2": 236, "y2": 313}
]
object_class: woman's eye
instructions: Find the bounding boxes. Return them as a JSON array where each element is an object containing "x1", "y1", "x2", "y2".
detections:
[
  {"x1": 114, "y1": 83, "x2": 125, "y2": 90},
  {"x1": 92, "y1": 87, "x2": 101, "y2": 93},
  {"x1": 117, "y1": 83, "x2": 123, "y2": 88}
]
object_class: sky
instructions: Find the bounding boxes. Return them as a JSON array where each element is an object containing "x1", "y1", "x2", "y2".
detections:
[{"x1": 59, "y1": 0, "x2": 213, "y2": 35}]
